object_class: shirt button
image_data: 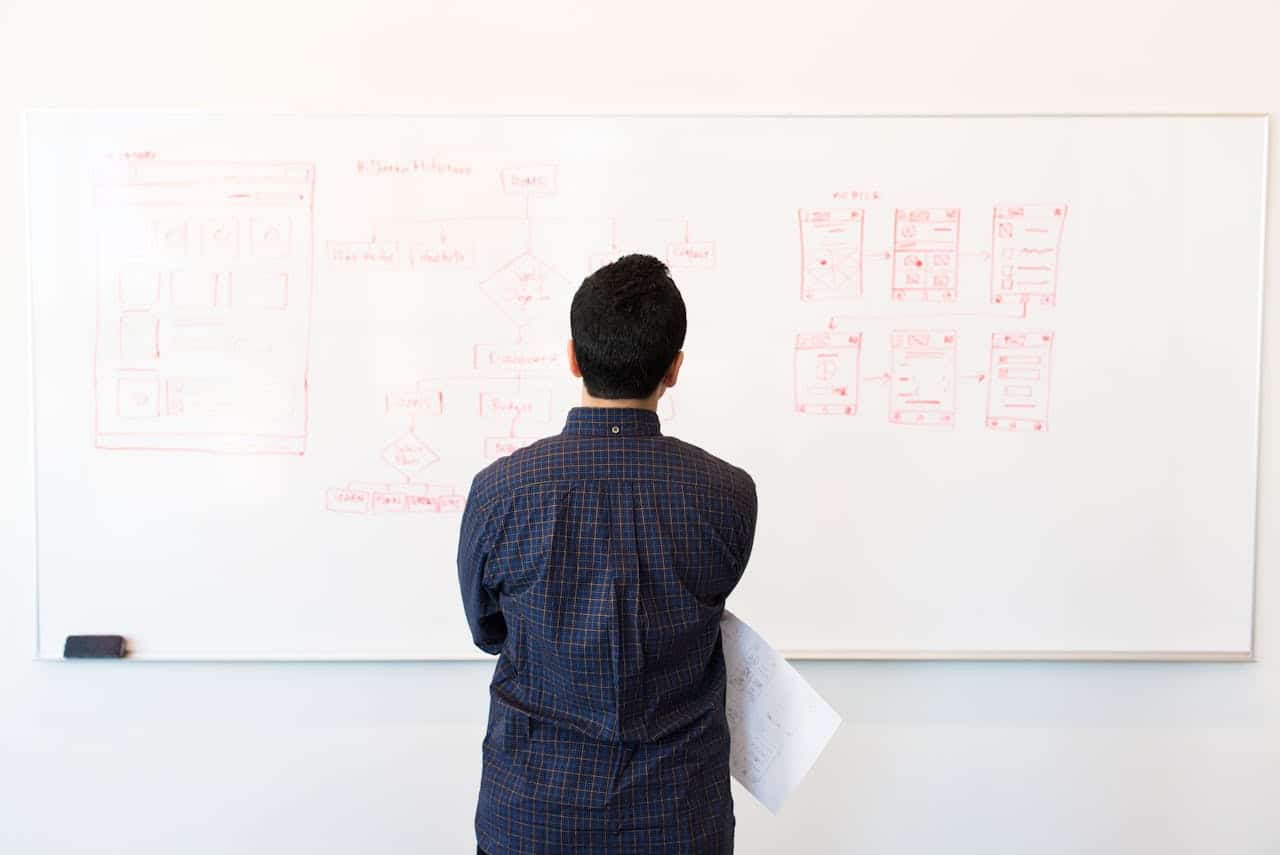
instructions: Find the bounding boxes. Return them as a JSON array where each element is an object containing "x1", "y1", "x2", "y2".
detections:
[{"x1": 611, "y1": 425, "x2": 620, "y2": 434}]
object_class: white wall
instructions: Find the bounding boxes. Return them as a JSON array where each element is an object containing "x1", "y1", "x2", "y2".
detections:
[{"x1": 1, "y1": 1, "x2": 1277, "y2": 852}]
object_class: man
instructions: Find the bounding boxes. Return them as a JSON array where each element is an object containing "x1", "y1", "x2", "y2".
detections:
[{"x1": 457, "y1": 253, "x2": 758, "y2": 855}]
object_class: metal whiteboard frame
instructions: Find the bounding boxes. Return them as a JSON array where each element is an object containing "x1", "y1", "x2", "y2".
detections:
[{"x1": 25, "y1": 111, "x2": 1269, "y2": 663}]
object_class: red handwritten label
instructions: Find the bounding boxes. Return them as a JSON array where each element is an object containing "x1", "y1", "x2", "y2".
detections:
[
  {"x1": 665, "y1": 241, "x2": 717, "y2": 269},
  {"x1": 479, "y1": 390, "x2": 552, "y2": 422},
  {"x1": 403, "y1": 492, "x2": 465, "y2": 514},
  {"x1": 326, "y1": 488, "x2": 371, "y2": 514},
  {"x1": 410, "y1": 242, "x2": 472, "y2": 268},
  {"x1": 372, "y1": 492, "x2": 408, "y2": 513},
  {"x1": 500, "y1": 164, "x2": 558, "y2": 196},
  {"x1": 355, "y1": 158, "x2": 472, "y2": 177},
  {"x1": 385, "y1": 389, "x2": 445, "y2": 416},
  {"x1": 327, "y1": 241, "x2": 399, "y2": 269},
  {"x1": 473, "y1": 345, "x2": 561, "y2": 373}
]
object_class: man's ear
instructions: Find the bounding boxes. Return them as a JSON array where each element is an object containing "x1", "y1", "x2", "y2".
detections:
[
  {"x1": 663, "y1": 351, "x2": 685, "y2": 388},
  {"x1": 567, "y1": 339, "x2": 583, "y2": 378}
]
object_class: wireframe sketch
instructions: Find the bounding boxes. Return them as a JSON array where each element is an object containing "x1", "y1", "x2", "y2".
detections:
[
  {"x1": 888, "y1": 330, "x2": 957, "y2": 427},
  {"x1": 892, "y1": 208, "x2": 960, "y2": 302},
  {"x1": 798, "y1": 209, "x2": 865, "y2": 301},
  {"x1": 986, "y1": 332, "x2": 1054, "y2": 431},
  {"x1": 93, "y1": 160, "x2": 315, "y2": 454},
  {"x1": 794, "y1": 332, "x2": 862, "y2": 415},
  {"x1": 990, "y1": 205, "x2": 1068, "y2": 305}
]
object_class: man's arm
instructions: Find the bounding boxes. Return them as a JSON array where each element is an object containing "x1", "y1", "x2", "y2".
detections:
[
  {"x1": 721, "y1": 470, "x2": 759, "y2": 600},
  {"x1": 736, "y1": 473, "x2": 759, "y2": 581},
  {"x1": 457, "y1": 475, "x2": 507, "y2": 655},
  {"x1": 738, "y1": 474, "x2": 758, "y2": 576}
]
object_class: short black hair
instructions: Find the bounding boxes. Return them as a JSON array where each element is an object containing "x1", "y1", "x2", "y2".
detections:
[{"x1": 570, "y1": 254, "x2": 687, "y2": 400}]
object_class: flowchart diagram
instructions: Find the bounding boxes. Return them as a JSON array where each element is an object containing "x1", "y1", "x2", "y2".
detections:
[
  {"x1": 319, "y1": 162, "x2": 690, "y2": 516},
  {"x1": 794, "y1": 204, "x2": 1066, "y2": 432}
]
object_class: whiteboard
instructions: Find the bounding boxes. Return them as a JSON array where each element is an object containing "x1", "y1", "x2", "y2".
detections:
[{"x1": 25, "y1": 113, "x2": 1267, "y2": 660}]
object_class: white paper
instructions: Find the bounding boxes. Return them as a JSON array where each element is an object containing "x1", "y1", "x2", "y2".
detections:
[{"x1": 721, "y1": 609, "x2": 842, "y2": 813}]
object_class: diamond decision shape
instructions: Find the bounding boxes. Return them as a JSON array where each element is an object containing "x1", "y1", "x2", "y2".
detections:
[
  {"x1": 477, "y1": 250, "x2": 567, "y2": 324},
  {"x1": 382, "y1": 431, "x2": 440, "y2": 477}
]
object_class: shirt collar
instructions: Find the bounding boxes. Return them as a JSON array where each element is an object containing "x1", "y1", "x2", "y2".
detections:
[{"x1": 562, "y1": 406, "x2": 663, "y2": 438}]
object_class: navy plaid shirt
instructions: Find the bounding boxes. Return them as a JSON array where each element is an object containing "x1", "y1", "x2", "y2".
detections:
[{"x1": 458, "y1": 406, "x2": 758, "y2": 855}]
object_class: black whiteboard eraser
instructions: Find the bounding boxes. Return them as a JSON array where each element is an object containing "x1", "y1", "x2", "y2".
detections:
[{"x1": 63, "y1": 635, "x2": 127, "y2": 658}]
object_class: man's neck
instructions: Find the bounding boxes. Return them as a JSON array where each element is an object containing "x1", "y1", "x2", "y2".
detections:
[{"x1": 579, "y1": 390, "x2": 661, "y2": 412}]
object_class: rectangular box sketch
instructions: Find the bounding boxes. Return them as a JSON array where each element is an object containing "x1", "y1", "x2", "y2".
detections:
[
  {"x1": 892, "y1": 208, "x2": 960, "y2": 302},
  {"x1": 500, "y1": 163, "x2": 558, "y2": 196},
  {"x1": 93, "y1": 160, "x2": 315, "y2": 454},
  {"x1": 666, "y1": 240, "x2": 717, "y2": 269},
  {"x1": 889, "y1": 330, "x2": 957, "y2": 427},
  {"x1": 483, "y1": 436, "x2": 537, "y2": 460},
  {"x1": 794, "y1": 332, "x2": 861, "y2": 415},
  {"x1": 478, "y1": 387, "x2": 553, "y2": 423},
  {"x1": 990, "y1": 204, "x2": 1068, "y2": 305},
  {"x1": 798, "y1": 209, "x2": 864, "y2": 300},
  {"x1": 986, "y1": 332, "x2": 1054, "y2": 432},
  {"x1": 472, "y1": 343, "x2": 562, "y2": 375}
]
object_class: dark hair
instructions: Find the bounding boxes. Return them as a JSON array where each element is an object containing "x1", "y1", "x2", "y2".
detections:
[{"x1": 570, "y1": 254, "x2": 687, "y2": 400}]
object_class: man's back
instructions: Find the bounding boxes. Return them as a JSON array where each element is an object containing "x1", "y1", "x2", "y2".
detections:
[{"x1": 459, "y1": 406, "x2": 757, "y2": 855}]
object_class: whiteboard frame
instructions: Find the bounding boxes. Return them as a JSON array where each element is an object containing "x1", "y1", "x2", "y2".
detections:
[
  {"x1": 30, "y1": 648, "x2": 1258, "y2": 663},
  {"x1": 26, "y1": 111, "x2": 1269, "y2": 664}
]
